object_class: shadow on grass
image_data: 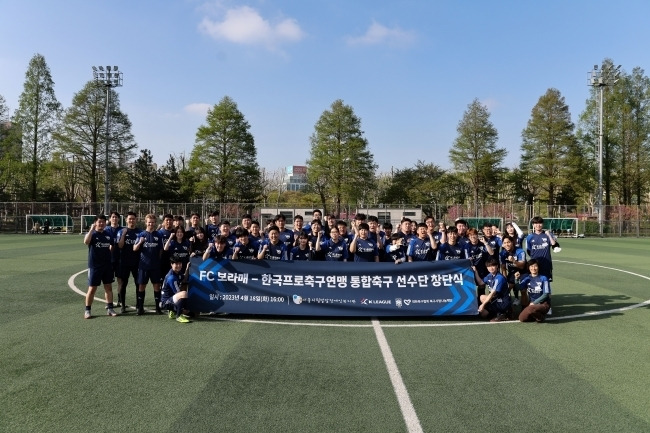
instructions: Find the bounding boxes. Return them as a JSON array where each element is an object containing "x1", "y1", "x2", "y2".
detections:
[{"x1": 541, "y1": 293, "x2": 649, "y2": 323}]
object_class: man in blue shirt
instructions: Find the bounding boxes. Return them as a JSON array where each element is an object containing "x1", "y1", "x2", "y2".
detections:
[
  {"x1": 407, "y1": 223, "x2": 437, "y2": 262},
  {"x1": 83, "y1": 214, "x2": 117, "y2": 319},
  {"x1": 134, "y1": 214, "x2": 164, "y2": 315},
  {"x1": 525, "y1": 216, "x2": 558, "y2": 281},
  {"x1": 117, "y1": 211, "x2": 141, "y2": 313}
]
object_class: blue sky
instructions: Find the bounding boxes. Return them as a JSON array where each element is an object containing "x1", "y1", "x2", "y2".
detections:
[{"x1": 1, "y1": 0, "x2": 649, "y2": 174}]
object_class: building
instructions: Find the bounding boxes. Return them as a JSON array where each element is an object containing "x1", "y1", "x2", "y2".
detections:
[{"x1": 283, "y1": 165, "x2": 308, "y2": 192}]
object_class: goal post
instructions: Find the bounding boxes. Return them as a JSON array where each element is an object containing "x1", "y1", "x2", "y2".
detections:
[
  {"x1": 528, "y1": 218, "x2": 578, "y2": 237},
  {"x1": 26, "y1": 215, "x2": 74, "y2": 234}
]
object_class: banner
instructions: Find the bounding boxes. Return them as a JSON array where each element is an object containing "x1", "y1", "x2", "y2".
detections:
[{"x1": 187, "y1": 257, "x2": 478, "y2": 317}]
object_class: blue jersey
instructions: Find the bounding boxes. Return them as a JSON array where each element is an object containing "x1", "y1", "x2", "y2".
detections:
[
  {"x1": 88, "y1": 230, "x2": 112, "y2": 268},
  {"x1": 483, "y1": 272, "x2": 511, "y2": 309},
  {"x1": 206, "y1": 223, "x2": 220, "y2": 241},
  {"x1": 484, "y1": 235, "x2": 500, "y2": 258},
  {"x1": 137, "y1": 230, "x2": 163, "y2": 270},
  {"x1": 499, "y1": 248, "x2": 526, "y2": 278},
  {"x1": 437, "y1": 243, "x2": 466, "y2": 261},
  {"x1": 353, "y1": 238, "x2": 378, "y2": 262},
  {"x1": 407, "y1": 237, "x2": 435, "y2": 261},
  {"x1": 385, "y1": 244, "x2": 406, "y2": 263},
  {"x1": 464, "y1": 242, "x2": 489, "y2": 268},
  {"x1": 320, "y1": 239, "x2": 349, "y2": 261},
  {"x1": 519, "y1": 274, "x2": 551, "y2": 305},
  {"x1": 161, "y1": 269, "x2": 183, "y2": 303},
  {"x1": 525, "y1": 232, "x2": 555, "y2": 277},
  {"x1": 105, "y1": 225, "x2": 123, "y2": 263},
  {"x1": 234, "y1": 240, "x2": 260, "y2": 260},
  {"x1": 167, "y1": 239, "x2": 190, "y2": 264},
  {"x1": 119, "y1": 227, "x2": 142, "y2": 267},
  {"x1": 206, "y1": 244, "x2": 232, "y2": 260},
  {"x1": 278, "y1": 228, "x2": 295, "y2": 250},
  {"x1": 260, "y1": 241, "x2": 287, "y2": 261},
  {"x1": 290, "y1": 246, "x2": 313, "y2": 261}
]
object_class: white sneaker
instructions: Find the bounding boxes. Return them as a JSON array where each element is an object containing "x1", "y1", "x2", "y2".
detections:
[
  {"x1": 513, "y1": 298, "x2": 521, "y2": 306},
  {"x1": 84, "y1": 310, "x2": 91, "y2": 319},
  {"x1": 107, "y1": 308, "x2": 118, "y2": 317},
  {"x1": 547, "y1": 308, "x2": 553, "y2": 315}
]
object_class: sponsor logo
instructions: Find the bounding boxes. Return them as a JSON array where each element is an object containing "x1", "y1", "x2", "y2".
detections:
[{"x1": 292, "y1": 295, "x2": 303, "y2": 305}]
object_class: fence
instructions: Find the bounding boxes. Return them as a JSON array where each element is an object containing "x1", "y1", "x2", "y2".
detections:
[{"x1": 1, "y1": 201, "x2": 650, "y2": 237}]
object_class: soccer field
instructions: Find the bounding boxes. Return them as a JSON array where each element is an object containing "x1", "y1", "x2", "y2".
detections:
[{"x1": 0, "y1": 235, "x2": 648, "y2": 433}]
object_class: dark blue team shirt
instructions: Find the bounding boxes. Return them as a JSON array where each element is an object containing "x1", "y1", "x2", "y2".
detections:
[
  {"x1": 406, "y1": 237, "x2": 435, "y2": 261},
  {"x1": 320, "y1": 239, "x2": 349, "y2": 261},
  {"x1": 259, "y1": 240, "x2": 287, "y2": 261},
  {"x1": 119, "y1": 227, "x2": 142, "y2": 267},
  {"x1": 88, "y1": 230, "x2": 112, "y2": 268},
  {"x1": 290, "y1": 246, "x2": 312, "y2": 261},
  {"x1": 137, "y1": 230, "x2": 163, "y2": 270},
  {"x1": 278, "y1": 228, "x2": 295, "y2": 250},
  {"x1": 233, "y1": 240, "x2": 260, "y2": 260},
  {"x1": 161, "y1": 269, "x2": 183, "y2": 303},
  {"x1": 105, "y1": 225, "x2": 123, "y2": 263},
  {"x1": 437, "y1": 243, "x2": 466, "y2": 261},
  {"x1": 353, "y1": 238, "x2": 378, "y2": 262},
  {"x1": 483, "y1": 272, "x2": 511, "y2": 309},
  {"x1": 167, "y1": 239, "x2": 190, "y2": 264},
  {"x1": 519, "y1": 274, "x2": 551, "y2": 304},
  {"x1": 499, "y1": 247, "x2": 526, "y2": 278}
]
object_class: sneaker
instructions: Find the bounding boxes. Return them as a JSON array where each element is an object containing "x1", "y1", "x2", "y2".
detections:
[
  {"x1": 513, "y1": 298, "x2": 521, "y2": 306},
  {"x1": 168, "y1": 311, "x2": 176, "y2": 320},
  {"x1": 136, "y1": 308, "x2": 145, "y2": 316},
  {"x1": 84, "y1": 310, "x2": 92, "y2": 319},
  {"x1": 120, "y1": 305, "x2": 127, "y2": 314},
  {"x1": 490, "y1": 313, "x2": 509, "y2": 322},
  {"x1": 107, "y1": 307, "x2": 117, "y2": 317},
  {"x1": 176, "y1": 315, "x2": 190, "y2": 323},
  {"x1": 547, "y1": 308, "x2": 553, "y2": 315}
]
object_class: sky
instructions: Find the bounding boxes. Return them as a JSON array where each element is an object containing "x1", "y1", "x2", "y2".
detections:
[{"x1": 2, "y1": 0, "x2": 649, "y2": 175}]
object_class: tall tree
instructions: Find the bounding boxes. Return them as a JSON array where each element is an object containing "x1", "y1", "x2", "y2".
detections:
[
  {"x1": 0, "y1": 94, "x2": 9, "y2": 123},
  {"x1": 12, "y1": 54, "x2": 62, "y2": 200},
  {"x1": 449, "y1": 98, "x2": 506, "y2": 211},
  {"x1": 307, "y1": 99, "x2": 376, "y2": 216},
  {"x1": 128, "y1": 149, "x2": 161, "y2": 201},
  {"x1": 380, "y1": 161, "x2": 446, "y2": 215},
  {"x1": 521, "y1": 88, "x2": 583, "y2": 208},
  {"x1": 54, "y1": 80, "x2": 136, "y2": 211},
  {"x1": 189, "y1": 96, "x2": 262, "y2": 203}
]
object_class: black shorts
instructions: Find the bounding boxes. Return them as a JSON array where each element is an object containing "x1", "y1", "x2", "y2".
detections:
[{"x1": 88, "y1": 265, "x2": 114, "y2": 287}]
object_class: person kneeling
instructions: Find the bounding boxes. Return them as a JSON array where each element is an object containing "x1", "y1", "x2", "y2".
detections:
[
  {"x1": 477, "y1": 258, "x2": 512, "y2": 322},
  {"x1": 515, "y1": 259, "x2": 552, "y2": 323},
  {"x1": 161, "y1": 258, "x2": 191, "y2": 323}
]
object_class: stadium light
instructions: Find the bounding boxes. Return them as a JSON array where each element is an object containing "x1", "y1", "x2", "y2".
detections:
[
  {"x1": 92, "y1": 65, "x2": 124, "y2": 214},
  {"x1": 588, "y1": 63, "x2": 621, "y2": 237}
]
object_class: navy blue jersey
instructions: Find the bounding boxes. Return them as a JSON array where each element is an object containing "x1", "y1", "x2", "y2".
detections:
[
  {"x1": 137, "y1": 230, "x2": 163, "y2": 270},
  {"x1": 526, "y1": 232, "x2": 555, "y2": 278},
  {"x1": 290, "y1": 246, "x2": 313, "y2": 261},
  {"x1": 499, "y1": 247, "x2": 526, "y2": 278},
  {"x1": 167, "y1": 239, "x2": 190, "y2": 264},
  {"x1": 519, "y1": 274, "x2": 551, "y2": 304},
  {"x1": 278, "y1": 228, "x2": 295, "y2": 250},
  {"x1": 223, "y1": 233, "x2": 237, "y2": 249},
  {"x1": 105, "y1": 225, "x2": 123, "y2": 263},
  {"x1": 483, "y1": 272, "x2": 511, "y2": 309},
  {"x1": 206, "y1": 245, "x2": 233, "y2": 260},
  {"x1": 353, "y1": 238, "x2": 378, "y2": 262},
  {"x1": 259, "y1": 241, "x2": 287, "y2": 261},
  {"x1": 464, "y1": 242, "x2": 489, "y2": 268},
  {"x1": 206, "y1": 223, "x2": 220, "y2": 241},
  {"x1": 161, "y1": 269, "x2": 184, "y2": 303},
  {"x1": 88, "y1": 230, "x2": 112, "y2": 268},
  {"x1": 406, "y1": 237, "x2": 435, "y2": 261},
  {"x1": 320, "y1": 239, "x2": 349, "y2": 261},
  {"x1": 119, "y1": 227, "x2": 142, "y2": 267},
  {"x1": 233, "y1": 240, "x2": 260, "y2": 260},
  {"x1": 437, "y1": 243, "x2": 466, "y2": 261},
  {"x1": 385, "y1": 244, "x2": 406, "y2": 263},
  {"x1": 484, "y1": 235, "x2": 501, "y2": 258}
]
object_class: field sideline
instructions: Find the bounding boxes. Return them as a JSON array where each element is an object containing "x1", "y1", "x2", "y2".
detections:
[{"x1": 0, "y1": 235, "x2": 648, "y2": 433}]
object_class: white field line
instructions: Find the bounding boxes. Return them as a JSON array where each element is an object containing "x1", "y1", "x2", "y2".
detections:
[{"x1": 372, "y1": 319, "x2": 423, "y2": 433}]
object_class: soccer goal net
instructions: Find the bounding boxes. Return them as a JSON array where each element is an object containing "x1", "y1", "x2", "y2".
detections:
[
  {"x1": 463, "y1": 217, "x2": 504, "y2": 231},
  {"x1": 528, "y1": 218, "x2": 578, "y2": 237},
  {"x1": 26, "y1": 215, "x2": 74, "y2": 234},
  {"x1": 80, "y1": 214, "x2": 125, "y2": 233}
]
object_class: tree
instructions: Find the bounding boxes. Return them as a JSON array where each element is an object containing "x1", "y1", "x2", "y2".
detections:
[
  {"x1": 449, "y1": 98, "x2": 506, "y2": 212},
  {"x1": 128, "y1": 149, "x2": 161, "y2": 201},
  {"x1": 0, "y1": 94, "x2": 9, "y2": 123},
  {"x1": 12, "y1": 54, "x2": 62, "y2": 200},
  {"x1": 521, "y1": 88, "x2": 584, "y2": 208},
  {"x1": 189, "y1": 96, "x2": 262, "y2": 203},
  {"x1": 380, "y1": 161, "x2": 446, "y2": 215},
  {"x1": 307, "y1": 99, "x2": 376, "y2": 216},
  {"x1": 54, "y1": 80, "x2": 136, "y2": 211}
]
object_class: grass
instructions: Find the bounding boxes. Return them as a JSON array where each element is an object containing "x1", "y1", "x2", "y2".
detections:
[{"x1": 0, "y1": 235, "x2": 648, "y2": 432}]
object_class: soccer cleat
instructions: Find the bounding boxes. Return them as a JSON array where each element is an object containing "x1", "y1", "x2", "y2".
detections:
[
  {"x1": 84, "y1": 310, "x2": 92, "y2": 319},
  {"x1": 547, "y1": 308, "x2": 553, "y2": 315},
  {"x1": 490, "y1": 313, "x2": 509, "y2": 322},
  {"x1": 168, "y1": 311, "x2": 176, "y2": 320},
  {"x1": 136, "y1": 308, "x2": 145, "y2": 316},
  {"x1": 120, "y1": 305, "x2": 127, "y2": 314},
  {"x1": 107, "y1": 308, "x2": 118, "y2": 317},
  {"x1": 155, "y1": 307, "x2": 163, "y2": 315},
  {"x1": 513, "y1": 298, "x2": 521, "y2": 306},
  {"x1": 176, "y1": 315, "x2": 190, "y2": 323}
]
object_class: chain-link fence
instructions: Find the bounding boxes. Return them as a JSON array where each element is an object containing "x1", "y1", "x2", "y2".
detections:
[{"x1": 2, "y1": 201, "x2": 649, "y2": 237}]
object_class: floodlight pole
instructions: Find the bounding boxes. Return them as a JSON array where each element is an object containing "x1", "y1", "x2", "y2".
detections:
[
  {"x1": 92, "y1": 65, "x2": 123, "y2": 214},
  {"x1": 588, "y1": 63, "x2": 620, "y2": 237}
]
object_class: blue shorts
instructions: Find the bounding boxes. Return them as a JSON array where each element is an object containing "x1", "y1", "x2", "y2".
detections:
[
  {"x1": 160, "y1": 298, "x2": 175, "y2": 311},
  {"x1": 118, "y1": 263, "x2": 139, "y2": 282},
  {"x1": 138, "y1": 268, "x2": 162, "y2": 285},
  {"x1": 88, "y1": 265, "x2": 114, "y2": 287},
  {"x1": 486, "y1": 298, "x2": 511, "y2": 315}
]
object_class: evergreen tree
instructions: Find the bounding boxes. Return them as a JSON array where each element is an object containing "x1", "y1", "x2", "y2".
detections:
[
  {"x1": 128, "y1": 149, "x2": 160, "y2": 201},
  {"x1": 307, "y1": 99, "x2": 376, "y2": 216},
  {"x1": 189, "y1": 96, "x2": 262, "y2": 203},
  {"x1": 521, "y1": 88, "x2": 583, "y2": 208},
  {"x1": 12, "y1": 54, "x2": 62, "y2": 200},
  {"x1": 449, "y1": 98, "x2": 506, "y2": 211},
  {"x1": 54, "y1": 80, "x2": 136, "y2": 211}
]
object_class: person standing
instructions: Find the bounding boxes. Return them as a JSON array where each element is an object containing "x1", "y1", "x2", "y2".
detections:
[
  {"x1": 83, "y1": 214, "x2": 117, "y2": 319},
  {"x1": 117, "y1": 211, "x2": 141, "y2": 313},
  {"x1": 134, "y1": 214, "x2": 164, "y2": 315},
  {"x1": 525, "y1": 216, "x2": 558, "y2": 281}
]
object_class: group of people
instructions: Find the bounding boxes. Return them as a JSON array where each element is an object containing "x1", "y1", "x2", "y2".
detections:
[{"x1": 83, "y1": 209, "x2": 558, "y2": 323}]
